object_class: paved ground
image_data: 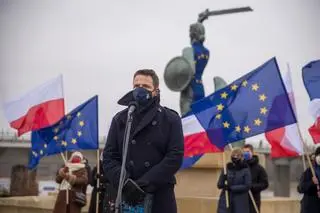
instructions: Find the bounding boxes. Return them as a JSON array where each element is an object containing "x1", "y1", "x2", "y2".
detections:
[{"x1": 1, "y1": 178, "x2": 303, "y2": 199}]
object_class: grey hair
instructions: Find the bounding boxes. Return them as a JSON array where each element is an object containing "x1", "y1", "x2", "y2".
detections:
[{"x1": 189, "y1": 22, "x2": 205, "y2": 43}]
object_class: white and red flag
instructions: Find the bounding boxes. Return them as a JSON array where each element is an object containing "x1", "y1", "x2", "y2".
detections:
[
  {"x1": 265, "y1": 67, "x2": 304, "y2": 157},
  {"x1": 3, "y1": 75, "x2": 65, "y2": 136}
]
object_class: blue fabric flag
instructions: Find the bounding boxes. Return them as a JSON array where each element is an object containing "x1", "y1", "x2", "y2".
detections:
[
  {"x1": 28, "y1": 95, "x2": 99, "y2": 169},
  {"x1": 302, "y1": 59, "x2": 320, "y2": 100},
  {"x1": 180, "y1": 154, "x2": 203, "y2": 169},
  {"x1": 191, "y1": 57, "x2": 297, "y2": 149}
]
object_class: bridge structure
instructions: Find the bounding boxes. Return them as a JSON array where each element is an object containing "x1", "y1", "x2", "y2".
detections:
[
  {"x1": 0, "y1": 131, "x2": 304, "y2": 197},
  {"x1": 0, "y1": 132, "x2": 274, "y2": 153},
  {"x1": 0, "y1": 131, "x2": 107, "y2": 180}
]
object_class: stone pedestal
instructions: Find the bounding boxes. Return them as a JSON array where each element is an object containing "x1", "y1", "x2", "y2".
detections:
[
  {"x1": 10, "y1": 165, "x2": 30, "y2": 196},
  {"x1": 9, "y1": 165, "x2": 39, "y2": 197},
  {"x1": 273, "y1": 158, "x2": 290, "y2": 197},
  {"x1": 175, "y1": 168, "x2": 221, "y2": 197}
]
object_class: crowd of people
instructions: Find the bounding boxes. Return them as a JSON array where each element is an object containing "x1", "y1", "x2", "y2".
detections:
[
  {"x1": 52, "y1": 145, "x2": 320, "y2": 213},
  {"x1": 51, "y1": 70, "x2": 320, "y2": 213}
]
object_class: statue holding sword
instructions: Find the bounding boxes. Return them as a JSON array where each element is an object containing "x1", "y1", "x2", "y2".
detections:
[{"x1": 164, "y1": 6, "x2": 253, "y2": 116}]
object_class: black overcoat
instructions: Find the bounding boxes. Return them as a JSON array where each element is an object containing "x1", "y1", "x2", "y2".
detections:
[{"x1": 103, "y1": 94, "x2": 184, "y2": 213}]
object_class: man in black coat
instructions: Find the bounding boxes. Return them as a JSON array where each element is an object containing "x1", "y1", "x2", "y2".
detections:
[
  {"x1": 102, "y1": 69, "x2": 184, "y2": 213},
  {"x1": 242, "y1": 144, "x2": 269, "y2": 213}
]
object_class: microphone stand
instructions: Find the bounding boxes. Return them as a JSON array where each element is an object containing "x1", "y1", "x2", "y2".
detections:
[{"x1": 115, "y1": 104, "x2": 136, "y2": 213}]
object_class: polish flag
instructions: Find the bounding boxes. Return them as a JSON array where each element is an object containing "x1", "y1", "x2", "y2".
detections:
[
  {"x1": 3, "y1": 75, "x2": 65, "y2": 136},
  {"x1": 302, "y1": 60, "x2": 320, "y2": 144},
  {"x1": 308, "y1": 117, "x2": 320, "y2": 144},
  {"x1": 182, "y1": 113, "x2": 222, "y2": 158},
  {"x1": 265, "y1": 66, "x2": 304, "y2": 158}
]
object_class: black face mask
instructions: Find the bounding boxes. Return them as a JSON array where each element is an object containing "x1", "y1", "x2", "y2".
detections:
[
  {"x1": 231, "y1": 157, "x2": 241, "y2": 164},
  {"x1": 132, "y1": 87, "x2": 152, "y2": 106}
]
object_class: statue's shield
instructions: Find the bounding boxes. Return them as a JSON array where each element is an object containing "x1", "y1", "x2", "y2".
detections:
[{"x1": 164, "y1": 56, "x2": 194, "y2": 92}]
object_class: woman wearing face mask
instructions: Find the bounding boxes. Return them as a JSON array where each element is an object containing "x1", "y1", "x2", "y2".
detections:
[
  {"x1": 53, "y1": 151, "x2": 89, "y2": 213},
  {"x1": 217, "y1": 149, "x2": 252, "y2": 213},
  {"x1": 297, "y1": 147, "x2": 320, "y2": 213},
  {"x1": 242, "y1": 144, "x2": 269, "y2": 213}
]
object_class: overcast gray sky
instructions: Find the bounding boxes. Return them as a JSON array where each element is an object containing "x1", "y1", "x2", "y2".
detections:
[{"x1": 0, "y1": 0, "x2": 319, "y2": 145}]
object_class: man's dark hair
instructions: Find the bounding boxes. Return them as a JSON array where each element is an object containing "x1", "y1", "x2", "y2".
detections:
[
  {"x1": 134, "y1": 69, "x2": 159, "y2": 88},
  {"x1": 243, "y1": 144, "x2": 254, "y2": 152}
]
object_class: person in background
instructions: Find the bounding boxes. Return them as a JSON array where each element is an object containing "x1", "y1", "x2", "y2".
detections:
[
  {"x1": 297, "y1": 147, "x2": 320, "y2": 213},
  {"x1": 88, "y1": 158, "x2": 114, "y2": 213},
  {"x1": 84, "y1": 157, "x2": 92, "y2": 186},
  {"x1": 88, "y1": 154, "x2": 118, "y2": 213},
  {"x1": 217, "y1": 148, "x2": 251, "y2": 213},
  {"x1": 53, "y1": 151, "x2": 88, "y2": 213},
  {"x1": 242, "y1": 144, "x2": 269, "y2": 213}
]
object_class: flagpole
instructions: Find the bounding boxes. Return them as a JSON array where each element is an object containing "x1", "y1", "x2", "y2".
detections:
[
  {"x1": 222, "y1": 151, "x2": 230, "y2": 208},
  {"x1": 302, "y1": 154, "x2": 307, "y2": 170},
  {"x1": 96, "y1": 149, "x2": 100, "y2": 213},
  {"x1": 65, "y1": 151, "x2": 69, "y2": 212},
  {"x1": 60, "y1": 152, "x2": 67, "y2": 163},
  {"x1": 59, "y1": 151, "x2": 69, "y2": 213},
  {"x1": 95, "y1": 95, "x2": 100, "y2": 213}
]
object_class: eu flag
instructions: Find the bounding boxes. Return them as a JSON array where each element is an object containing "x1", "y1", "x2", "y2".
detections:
[
  {"x1": 191, "y1": 57, "x2": 297, "y2": 149},
  {"x1": 28, "y1": 95, "x2": 99, "y2": 169},
  {"x1": 302, "y1": 59, "x2": 320, "y2": 100}
]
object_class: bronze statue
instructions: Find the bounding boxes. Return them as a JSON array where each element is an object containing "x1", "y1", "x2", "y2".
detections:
[
  {"x1": 164, "y1": 8, "x2": 252, "y2": 150},
  {"x1": 164, "y1": 7, "x2": 253, "y2": 116},
  {"x1": 164, "y1": 20, "x2": 209, "y2": 116}
]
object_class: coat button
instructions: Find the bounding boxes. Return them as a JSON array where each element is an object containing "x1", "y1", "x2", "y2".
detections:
[
  {"x1": 144, "y1": 161, "x2": 150, "y2": 168},
  {"x1": 129, "y1": 160, "x2": 134, "y2": 166},
  {"x1": 152, "y1": 120, "x2": 157, "y2": 126},
  {"x1": 131, "y1": 139, "x2": 136, "y2": 145}
]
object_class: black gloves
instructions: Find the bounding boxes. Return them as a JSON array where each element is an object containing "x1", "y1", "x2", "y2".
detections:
[
  {"x1": 96, "y1": 173, "x2": 101, "y2": 179},
  {"x1": 222, "y1": 174, "x2": 228, "y2": 181},
  {"x1": 122, "y1": 178, "x2": 146, "y2": 206}
]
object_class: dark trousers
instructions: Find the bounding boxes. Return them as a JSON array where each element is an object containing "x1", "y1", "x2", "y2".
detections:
[{"x1": 151, "y1": 186, "x2": 177, "y2": 213}]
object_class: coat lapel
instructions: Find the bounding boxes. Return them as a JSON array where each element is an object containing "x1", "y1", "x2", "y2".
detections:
[{"x1": 132, "y1": 106, "x2": 158, "y2": 137}]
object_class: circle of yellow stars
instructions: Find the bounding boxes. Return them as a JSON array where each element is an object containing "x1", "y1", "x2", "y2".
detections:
[
  {"x1": 214, "y1": 80, "x2": 269, "y2": 135},
  {"x1": 32, "y1": 111, "x2": 86, "y2": 157}
]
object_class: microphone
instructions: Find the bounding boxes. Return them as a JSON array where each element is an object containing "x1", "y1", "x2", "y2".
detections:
[{"x1": 128, "y1": 102, "x2": 137, "y2": 116}]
